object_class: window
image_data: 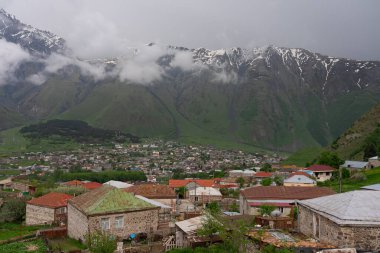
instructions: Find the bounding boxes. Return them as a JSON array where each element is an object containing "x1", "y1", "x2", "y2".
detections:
[
  {"x1": 115, "y1": 216, "x2": 124, "y2": 229},
  {"x1": 195, "y1": 196, "x2": 199, "y2": 202},
  {"x1": 101, "y1": 218, "x2": 110, "y2": 230},
  {"x1": 56, "y1": 207, "x2": 66, "y2": 214}
]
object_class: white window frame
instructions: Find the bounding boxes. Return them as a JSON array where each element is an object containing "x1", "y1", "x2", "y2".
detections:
[
  {"x1": 101, "y1": 217, "x2": 110, "y2": 230},
  {"x1": 115, "y1": 216, "x2": 124, "y2": 229}
]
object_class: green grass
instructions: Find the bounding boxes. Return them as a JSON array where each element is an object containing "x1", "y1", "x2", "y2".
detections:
[
  {"x1": 0, "y1": 169, "x2": 20, "y2": 180},
  {"x1": 0, "y1": 238, "x2": 48, "y2": 253},
  {"x1": 282, "y1": 146, "x2": 324, "y2": 167},
  {"x1": 320, "y1": 167, "x2": 380, "y2": 192},
  {"x1": 0, "y1": 223, "x2": 48, "y2": 241},
  {"x1": 0, "y1": 127, "x2": 80, "y2": 155},
  {"x1": 49, "y1": 237, "x2": 86, "y2": 252}
]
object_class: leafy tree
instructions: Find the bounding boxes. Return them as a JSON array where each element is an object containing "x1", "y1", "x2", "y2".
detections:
[
  {"x1": 260, "y1": 163, "x2": 273, "y2": 172},
  {"x1": 86, "y1": 230, "x2": 117, "y2": 253},
  {"x1": 54, "y1": 186, "x2": 88, "y2": 196},
  {"x1": 261, "y1": 178, "x2": 272, "y2": 186},
  {"x1": 197, "y1": 211, "x2": 252, "y2": 252},
  {"x1": 273, "y1": 175, "x2": 283, "y2": 186},
  {"x1": 317, "y1": 151, "x2": 344, "y2": 169},
  {"x1": 176, "y1": 186, "x2": 187, "y2": 199},
  {"x1": 229, "y1": 202, "x2": 239, "y2": 212},
  {"x1": 236, "y1": 177, "x2": 245, "y2": 188},
  {"x1": 258, "y1": 204, "x2": 276, "y2": 216},
  {"x1": 206, "y1": 202, "x2": 221, "y2": 216},
  {"x1": 0, "y1": 199, "x2": 26, "y2": 222}
]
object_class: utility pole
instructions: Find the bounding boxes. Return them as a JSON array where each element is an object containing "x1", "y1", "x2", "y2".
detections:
[{"x1": 339, "y1": 166, "x2": 342, "y2": 193}]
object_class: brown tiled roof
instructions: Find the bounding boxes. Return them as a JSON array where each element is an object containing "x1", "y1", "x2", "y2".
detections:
[
  {"x1": 28, "y1": 192, "x2": 73, "y2": 208},
  {"x1": 169, "y1": 179, "x2": 216, "y2": 188},
  {"x1": 307, "y1": 165, "x2": 335, "y2": 172},
  {"x1": 241, "y1": 186, "x2": 335, "y2": 200},
  {"x1": 124, "y1": 184, "x2": 176, "y2": 199}
]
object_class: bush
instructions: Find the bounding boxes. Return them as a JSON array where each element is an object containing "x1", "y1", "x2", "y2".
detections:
[
  {"x1": 86, "y1": 230, "x2": 117, "y2": 253},
  {"x1": 350, "y1": 172, "x2": 367, "y2": 182},
  {"x1": 0, "y1": 198, "x2": 26, "y2": 222},
  {"x1": 258, "y1": 204, "x2": 276, "y2": 216},
  {"x1": 261, "y1": 178, "x2": 272, "y2": 186}
]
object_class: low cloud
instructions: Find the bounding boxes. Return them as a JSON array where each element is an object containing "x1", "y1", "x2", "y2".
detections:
[
  {"x1": 170, "y1": 51, "x2": 195, "y2": 71},
  {"x1": 212, "y1": 70, "x2": 238, "y2": 84},
  {"x1": 0, "y1": 39, "x2": 31, "y2": 85},
  {"x1": 1, "y1": 40, "x2": 206, "y2": 86},
  {"x1": 118, "y1": 45, "x2": 166, "y2": 84}
]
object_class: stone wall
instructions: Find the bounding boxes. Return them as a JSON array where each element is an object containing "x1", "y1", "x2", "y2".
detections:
[
  {"x1": 67, "y1": 203, "x2": 89, "y2": 241},
  {"x1": 26, "y1": 204, "x2": 55, "y2": 225},
  {"x1": 87, "y1": 208, "x2": 159, "y2": 240},
  {"x1": 189, "y1": 195, "x2": 222, "y2": 204},
  {"x1": 299, "y1": 205, "x2": 380, "y2": 251}
]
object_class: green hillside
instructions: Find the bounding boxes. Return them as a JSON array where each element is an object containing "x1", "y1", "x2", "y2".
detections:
[{"x1": 331, "y1": 101, "x2": 380, "y2": 160}]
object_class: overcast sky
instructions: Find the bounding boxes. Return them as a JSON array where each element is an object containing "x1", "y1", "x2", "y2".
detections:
[{"x1": 1, "y1": 0, "x2": 379, "y2": 60}]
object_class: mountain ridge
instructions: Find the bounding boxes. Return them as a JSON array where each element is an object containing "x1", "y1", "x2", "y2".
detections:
[{"x1": 1, "y1": 9, "x2": 380, "y2": 152}]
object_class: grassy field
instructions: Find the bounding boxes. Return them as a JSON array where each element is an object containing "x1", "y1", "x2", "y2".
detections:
[
  {"x1": 0, "y1": 127, "x2": 80, "y2": 155},
  {"x1": 282, "y1": 146, "x2": 324, "y2": 167},
  {"x1": 0, "y1": 169, "x2": 20, "y2": 180},
  {"x1": 0, "y1": 238, "x2": 48, "y2": 253},
  {"x1": 0, "y1": 223, "x2": 48, "y2": 241},
  {"x1": 320, "y1": 167, "x2": 380, "y2": 192},
  {"x1": 48, "y1": 237, "x2": 87, "y2": 252}
]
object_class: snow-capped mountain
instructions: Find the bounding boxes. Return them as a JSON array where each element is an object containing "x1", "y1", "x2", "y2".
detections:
[
  {"x1": 0, "y1": 9, "x2": 66, "y2": 55},
  {"x1": 1, "y1": 9, "x2": 380, "y2": 152}
]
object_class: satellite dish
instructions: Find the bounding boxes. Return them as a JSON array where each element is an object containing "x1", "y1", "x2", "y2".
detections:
[{"x1": 271, "y1": 210, "x2": 282, "y2": 217}]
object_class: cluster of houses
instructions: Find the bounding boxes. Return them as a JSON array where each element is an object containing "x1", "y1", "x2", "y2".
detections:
[
  {"x1": 3, "y1": 153, "x2": 380, "y2": 251},
  {"x1": 0, "y1": 141, "x2": 281, "y2": 182}
]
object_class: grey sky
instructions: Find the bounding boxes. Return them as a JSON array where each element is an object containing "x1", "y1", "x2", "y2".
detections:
[{"x1": 1, "y1": 0, "x2": 379, "y2": 60}]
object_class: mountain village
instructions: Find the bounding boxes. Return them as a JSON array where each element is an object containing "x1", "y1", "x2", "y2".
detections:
[
  {"x1": 1, "y1": 140, "x2": 380, "y2": 252},
  {"x1": 0, "y1": 3, "x2": 380, "y2": 253}
]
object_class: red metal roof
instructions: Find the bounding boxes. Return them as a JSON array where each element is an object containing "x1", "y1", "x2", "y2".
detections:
[
  {"x1": 307, "y1": 165, "x2": 335, "y2": 172},
  {"x1": 255, "y1": 172, "x2": 273, "y2": 178},
  {"x1": 82, "y1": 182, "x2": 103, "y2": 190},
  {"x1": 28, "y1": 192, "x2": 73, "y2": 208},
  {"x1": 249, "y1": 202, "x2": 292, "y2": 207}
]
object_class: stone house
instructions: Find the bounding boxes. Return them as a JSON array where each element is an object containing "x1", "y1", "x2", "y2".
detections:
[
  {"x1": 124, "y1": 183, "x2": 176, "y2": 226},
  {"x1": 67, "y1": 186, "x2": 160, "y2": 241},
  {"x1": 187, "y1": 187, "x2": 222, "y2": 205},
  {"x1": 26, "y1": 192, "x2": 73, "y2": 225},
  {"x1": 298, "y1": 190, "x2": 380, "y2": 252},
  {"x1": 240, "y1": 186, "x2": 335, "y2": 216},
  {"x1": 306, "y1": 165, "x2": 335, "y2": 182}
]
